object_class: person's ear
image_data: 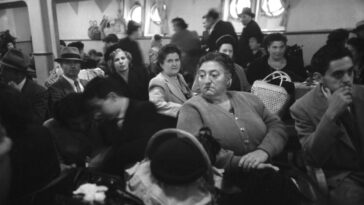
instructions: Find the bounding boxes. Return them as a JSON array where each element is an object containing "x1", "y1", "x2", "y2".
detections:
[{"x1": 313, "y1": 72, "x2": 323, "y2": 83}]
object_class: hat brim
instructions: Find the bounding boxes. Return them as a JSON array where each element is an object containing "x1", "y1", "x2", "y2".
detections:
[
  {"x1": 55, "y1": 58, "x2": 84, "y2": 63},
  {"x1": 353, "y1": 25, "x2": 364, "y2": 33},
  {"x1": 0, "y1": 60, "x2": 26, "y2": 72}
]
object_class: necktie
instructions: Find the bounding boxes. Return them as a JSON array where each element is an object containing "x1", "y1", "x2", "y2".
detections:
[{"x1": 74, "y1": 80, "x2": 81, "y2": 93}]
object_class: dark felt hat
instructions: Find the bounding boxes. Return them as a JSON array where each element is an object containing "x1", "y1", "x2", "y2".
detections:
[
  {"x1": 55, "y1": 47, "x2": 83, "y2": 62},
  {"x1": 146, "y1": 129, "x2": 211, "y2": 185},
  {"x1": 353, "y1": 20, "x2": 364, "y2": 33},
  {"x1": 203, "y1": 9, "x2": 220, "y2": 19},
  {"x1": 239, "y1": 7, "x2": 255, "y2": 18},
  {"x1": 0, "y1": 48, "x2": 27, "y2": 72}
]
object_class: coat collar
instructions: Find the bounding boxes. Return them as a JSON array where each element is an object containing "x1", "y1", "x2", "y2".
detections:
[{"x1": 159, "y1": 73, "x2": 189, "y2": 102}]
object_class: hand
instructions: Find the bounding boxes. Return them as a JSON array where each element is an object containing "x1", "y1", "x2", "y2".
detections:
[
  {"x1": 256, "y1": 163, "x2": 280, "y2": 172},
  {"x1": 238, "y1": 149, "x2": 269, "y2": 171},
  {"x1": 326, "y1": 86, "x2": 353, "y2": 120},
  {"x1": 8, "y1": 81, "x2": 21, "y2": 91}
]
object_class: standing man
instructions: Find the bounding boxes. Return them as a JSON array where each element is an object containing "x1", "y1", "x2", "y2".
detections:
[
  {"x1": 290, "y1": 45, "x2": 364, "y2": 205},
  {"x1": 170, "y1": 17, "x2": 202, "y2": 83},
  {"x1": 48, "y1": 47, "x2": 87, "y2": 116},
  {"x1": 238, "y1": 7, "x2": 263, "y2": 67},
  {"x1": 0, "y1": 49, "x2": 48, "y2": 124},
  {"x1": 203, "y1": 9, "x2": 238, "y2": 54}
]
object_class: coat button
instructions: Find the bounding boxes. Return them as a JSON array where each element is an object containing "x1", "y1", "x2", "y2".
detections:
[
  {"x1": 235, "y1": 117, "x2": 239, "y2": 120},
  {"x1": 240, "y1": 128, "x2": 245, "y2": 132}
]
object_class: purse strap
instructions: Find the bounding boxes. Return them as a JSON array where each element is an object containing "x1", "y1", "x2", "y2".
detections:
[{"x1": 262, "y1": 71, "x2": 291, "y2": 86}]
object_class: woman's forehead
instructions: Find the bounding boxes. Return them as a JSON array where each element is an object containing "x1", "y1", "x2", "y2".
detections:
[{"x1": 199, "y1": 61, "x2": 225, "y2": 72}]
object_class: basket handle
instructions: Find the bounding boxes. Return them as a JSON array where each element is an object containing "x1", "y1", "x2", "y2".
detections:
[{"x1": 263, "y1": 71, "x2": 291, "y2": 86}]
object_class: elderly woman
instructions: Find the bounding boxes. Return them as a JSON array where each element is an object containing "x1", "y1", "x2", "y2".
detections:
[
  {"x1": 178, "y1": 52, "x2": 287, "y2": 171},
  {"x1": 192, "y1": 35, "x2": 250, "y2": 93},
  {"x1": 149, "y1": 44, "x2": 192, "y2": 117},
  {"x1": 107, "y1": 48, "x2": 149, "y2": 101},
  {"x1": 247, "y1": 33, "x2": 307, "y2": 84}
]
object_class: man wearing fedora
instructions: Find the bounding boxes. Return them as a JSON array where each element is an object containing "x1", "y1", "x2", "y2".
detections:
[
  {"x1": 0, "y1": 48, "x2": 48, "y2": 124},
  {"x1": 48, "y1": 46, "x2": 87, "y2": 116},
  {"x1": 237, "y1": 7, "x2": 263, "y2": 68},
  {"x1": 203, "y1": 8, "x2": 238, "y2": 53}
]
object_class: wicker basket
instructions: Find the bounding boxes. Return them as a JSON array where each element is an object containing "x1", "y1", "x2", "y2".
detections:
[{"x1": 251, "y1": 71, "x2": 291, "y2": 115}]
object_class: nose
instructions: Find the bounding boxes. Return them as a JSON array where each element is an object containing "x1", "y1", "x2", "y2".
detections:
[{"x1": 342, "y1": 72, "x2": 352, "y2": 84}]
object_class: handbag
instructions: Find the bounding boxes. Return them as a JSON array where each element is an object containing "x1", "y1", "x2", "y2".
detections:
[
  {"x1": 251, "y1": 71, "x2": 292, "y2": 116},
  {"x1": 88, "y1": 20, "x2": 101, "y2": 40}
]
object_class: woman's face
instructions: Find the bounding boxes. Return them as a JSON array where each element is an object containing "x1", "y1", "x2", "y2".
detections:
[
  {"x1": 267, "y1": 41, "x2": 286, "y2": 60},
  {"x1": 198, "y1": 61, "x2": 230, "y2": 98},
  {"x1": 113, "y1": 51, "x2": 130, "y2": 73},
  {"x1": 218, "y1": 43, "x2": 234, "y2": 59},
  {"x1": 160, "y1": 52, "x2": 181, "y2": 76}
]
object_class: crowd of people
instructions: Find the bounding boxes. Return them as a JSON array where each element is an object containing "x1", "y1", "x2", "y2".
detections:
[{"x1": 0, "y1": 7, "x2": 364, "y2": 205}]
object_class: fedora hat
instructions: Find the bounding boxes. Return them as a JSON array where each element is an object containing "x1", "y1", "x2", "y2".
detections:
[
  {"x1": 0, "y1": 48, "x2": 27, "y2": 72},
  {"x1": 55, "y1": 46, "x2": 83, "y2": 62},
  {"x1": 353, "y1": 20, "x2": 364, "y2": 33},
  {"x1": 238, "y1": 7, "x2": 255, "y2": 18}
]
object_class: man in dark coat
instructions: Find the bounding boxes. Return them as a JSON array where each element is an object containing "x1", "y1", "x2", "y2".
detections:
[
  {"x1": 237, "y1": 8, "x2": 263, "y2": 67},
  {"x1": 0, "y1": 49, "x2": 48, "y2": 124},
  {"x1": 118, "y1": 21, "x2": 145, "y2": 68},
  {"x1": 48, "y1": 47, "x2": 87, "y2": 116},
  {"x1": 83, "y1": 77, "x2": 176, "y2": 175},
  {"x1": 203, "y1": 9, "x2": 238, "y2": 54},
  {"x1": 170, "y1": 17, "x2": 202, "y2": 83}
]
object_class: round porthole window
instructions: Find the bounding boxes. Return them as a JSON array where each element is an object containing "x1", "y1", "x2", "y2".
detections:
[
  {"x1": 261, "y1": 0, "x2": 285, "y2": 17},
  {"x1": 150, "y1": 3, "x2": 166, "y2": 24},
  {"x1": 230, "y1": 0, "x2": 251, "y2": 19},
  {"x1": 130, "y1": 4, "x2": 142, "y2": 23}
]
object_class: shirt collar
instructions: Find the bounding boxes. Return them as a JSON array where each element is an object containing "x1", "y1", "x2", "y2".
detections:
[{"x1": 209, "y1": 20, "x2": 219, "y2": 34}]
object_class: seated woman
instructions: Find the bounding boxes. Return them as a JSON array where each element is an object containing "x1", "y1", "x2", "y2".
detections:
[
  {"x1": 247, "y1": 33, "x2": 307, "y2": 84},
  {"x1": 44, "y1": 93, "x2": 100, "y2": 168},
  {"x1": 107, "y1": 48, "x2": 149, "y2": 101},
  {"x1": 192, "y1": 34, "x2": 250, "y2": 93},
  {"x1": 149, "y1": 44, "x2": 192, "y2": 117},
  {"x1": 177, "y1": 52, "x2": 288, "y2": 171}
]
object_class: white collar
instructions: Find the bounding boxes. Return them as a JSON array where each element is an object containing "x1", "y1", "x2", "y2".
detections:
[{"x1": 9, "y1": 77, "x2": 26, "y2": 91}]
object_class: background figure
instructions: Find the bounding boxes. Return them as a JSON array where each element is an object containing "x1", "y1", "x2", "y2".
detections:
[
  {"x1": 248, "y1": 35, "x2": 265, "y2": 66},
  {"x1": 203, "y1": 9, "x2": 238, "y2": 54},
  {"x1": 346, "y1": 37, "x2": 364, "y2": 84},
  {"x1": 170, "y1": 17, "x2": 202, "y2": 84},
  {"x1": 149, "y1": 44, "x2": 192, "y2": 118},
  {"x1": 353, "y1": 20, "x2": 364, "y2": 40},
  {"x1": 237, "y1": 7, "x2": 263, "y2": 67},
  {"x1": 0, "y1": 83, "x2": 60, "y2": 205},
  {"x1": 106, "y1": 48, "x2": 149, "y2": 101},
  {"x1": 0, "y1": 49, "x2": 48, "y2": 124},
  {"x1": 148, "y1": 34, "x2": 163, "y2": 76},
  {"x1": 247, "y1": 33, "x2": 307, "y2": 84},
  {"x1": 0, "y1": 30, "x2": 16, "y2": 58},
  {"x1": 100, "y1": 34, "x2": 119, "y2": 75},
  {"x1": 118, "y1": 20, "x2": 145, "y2": 68}
]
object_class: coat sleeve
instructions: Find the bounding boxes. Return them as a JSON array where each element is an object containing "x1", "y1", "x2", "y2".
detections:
[
  {"x1": 31, "y1": 88, "x2": 49, "y2": 124},
  {"x1": 149, "y1": 86, "x2": 182, "y2": 118},
  {"x1": 177, "y1": 103, "x2": 241, "y2": 171},
  {"x1": 290, "y1": 104, "x2": 342, "y2": 167},
  {"x1": 47, "y1": 86, "x2": 63, "y2": 117},
  {"x1": 250, "y1": 95, "x2": 288, "y2": 158}
]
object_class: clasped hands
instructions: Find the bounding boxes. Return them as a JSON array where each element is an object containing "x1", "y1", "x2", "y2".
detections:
[{"x1": 238, "y1": 149, "x2": 279, "y2": 172}]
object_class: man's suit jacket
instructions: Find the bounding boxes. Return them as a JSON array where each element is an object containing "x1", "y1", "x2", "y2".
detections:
[
  {"x1": 21, "y1": 79, "x2": 48, "y2": 124},
  {"x1": 207, "y1": 20, "x2": 238, "y2": 52},
  {"x1": 47, "y1": 76, "x2": 87, "y2": 116},
  {"x1": 290, "y1": 85, "x2": 364, "y2": 185},
  {"x1": 238, "y1": 20, "x2": 263, "y2": 67}
]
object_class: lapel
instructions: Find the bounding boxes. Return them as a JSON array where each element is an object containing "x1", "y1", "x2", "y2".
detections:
[
  {"x1": 352, "y1": 86, "x2": 364, "y2": 146},
  {"x1": 311, "y1": 86, "x2": 357, "y2": 151},
  {"x1": 58, "y1": 76, "x2": 75, "y2": 95},
  {"x1": 161, "y1": 73, "x2": 187, "y2": 102}
]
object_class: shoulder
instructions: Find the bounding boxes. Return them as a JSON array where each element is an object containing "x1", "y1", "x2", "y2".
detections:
[
  {"x1": 149, "y1": 73, "x2": 166, "y2": 87},
  {"x1": 24, "y1": 79, "x2": 46, "y2": 93},
  {"x1": 290, "y1": 86, "x2": 318, "y2": 113}
]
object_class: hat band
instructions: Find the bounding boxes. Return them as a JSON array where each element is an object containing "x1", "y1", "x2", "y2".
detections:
[
  {"x1": 1, "y1": 58, "x2": 25, "y2": 69},
  {"x1": 60, "y1": 53, "x2": 81, "y2": 59}
]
